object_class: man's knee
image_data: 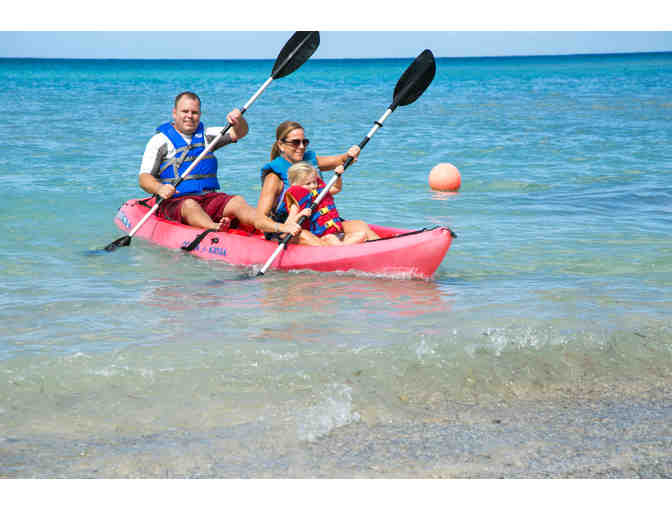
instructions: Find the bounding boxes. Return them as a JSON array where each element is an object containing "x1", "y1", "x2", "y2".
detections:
[{"x1": 180, "y1": 198, "x2": 199, "y2": 214}]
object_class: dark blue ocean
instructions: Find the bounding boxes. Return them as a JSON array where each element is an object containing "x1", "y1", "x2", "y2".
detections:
[{"x1": 1, "y1": 50, "x2": 671, "y2": 478}]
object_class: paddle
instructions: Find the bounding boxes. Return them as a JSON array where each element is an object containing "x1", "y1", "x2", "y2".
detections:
[
  {"x1": 256, "y1": 49, "x2": 436, "y2": 276},
  {"x1": 103, "y1": 31, "x2": 320, "y2": 252}
]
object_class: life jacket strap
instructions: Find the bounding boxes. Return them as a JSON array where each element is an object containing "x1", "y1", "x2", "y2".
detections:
[
  {"x1": 160, "y1": 173, "x2": 217, "y2": 185},
  {"x1": 160, "y1": 152, "x2": 215, "y2": 174},
  {"x1": 160, "y1": 141, "x2": 193, "y2": 177}
]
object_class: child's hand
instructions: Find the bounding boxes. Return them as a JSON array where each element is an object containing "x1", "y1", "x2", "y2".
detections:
[
  {"x1": 334, "y1": 164, "x2": 345, "y2": 176},
  {"x1": 287, "y1": 206, "x2": 311, "y2": 224}
]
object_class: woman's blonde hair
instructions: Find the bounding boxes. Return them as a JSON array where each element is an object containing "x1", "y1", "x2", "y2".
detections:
[
  {"x1": 270, "y1": 120, "x2": 304, "y2": 160},
  {"x1": 288, "y1": 161, "x2": 317, "y2": 185}
]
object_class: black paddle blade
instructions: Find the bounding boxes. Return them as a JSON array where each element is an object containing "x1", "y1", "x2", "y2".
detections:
[
  {"x1": 271, "y1": 31, "x2": 320, "y2": 79},
  {"x1": 392, "y1": 49, "x2": 436, "y2": 108},
  {"x1": 104, "y1": 235, "x2": 131, "y2": 251}
]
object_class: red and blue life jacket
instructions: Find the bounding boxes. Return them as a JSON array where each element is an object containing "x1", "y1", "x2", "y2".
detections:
[{"x1": 280, "y1": 178, "x2": 343, "y2": 237}]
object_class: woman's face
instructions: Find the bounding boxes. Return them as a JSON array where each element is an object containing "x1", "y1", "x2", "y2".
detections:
[{"x1": 280, "y1": 128, "x2": 310, "y2": 163}]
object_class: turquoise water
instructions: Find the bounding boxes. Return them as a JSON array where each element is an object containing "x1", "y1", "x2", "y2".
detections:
[{"x1": 1, "y1": 51, "x2": 671, "y2": 477}]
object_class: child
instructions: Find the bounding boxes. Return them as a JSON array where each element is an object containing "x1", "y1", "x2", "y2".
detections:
[{"x1": 281, "y1": 161, "x2": 367, "y2": 246}]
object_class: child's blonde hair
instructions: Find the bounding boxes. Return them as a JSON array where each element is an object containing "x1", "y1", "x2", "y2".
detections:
[{"x1": 288, "y1": 161, "x2": 318, "y2": 185}]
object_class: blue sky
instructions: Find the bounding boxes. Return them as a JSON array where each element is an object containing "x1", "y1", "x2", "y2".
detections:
[
  {"x1": 3, "y1": 2, "x2": 671, "y2": 59},
  {"x1": 1, "y1": 31, "x2": 672, "y2": 59}
]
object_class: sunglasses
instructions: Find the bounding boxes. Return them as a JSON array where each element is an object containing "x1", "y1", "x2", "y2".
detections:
[{"x1": 282, "y1": 138, "x2": 310, "y2": 148}]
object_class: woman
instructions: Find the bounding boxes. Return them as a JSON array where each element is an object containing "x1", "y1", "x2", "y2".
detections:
[{"x1": 257, "y1": 121, "x2": 380, "y2": 246}]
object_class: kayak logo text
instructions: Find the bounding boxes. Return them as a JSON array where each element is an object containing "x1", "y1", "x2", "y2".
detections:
[
  {"x1": 116, "y1": 210, "x2": 131, "y2": 230},
  {"x1": 181, "y1": 241, "x2": 227, "y2": 257}
]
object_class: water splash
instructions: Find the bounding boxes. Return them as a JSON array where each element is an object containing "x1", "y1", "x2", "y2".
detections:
[{"x1": 296, "y1": 383, "x2": 361, "y2": 441}]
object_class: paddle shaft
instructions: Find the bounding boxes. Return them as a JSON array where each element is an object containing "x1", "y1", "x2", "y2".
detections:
[
  {"x1": 256, "y1": 106, "x2": 397, "y2": 276},
  {"x1": 315, "y1": 108, "x2": 394, "y2": 204}
]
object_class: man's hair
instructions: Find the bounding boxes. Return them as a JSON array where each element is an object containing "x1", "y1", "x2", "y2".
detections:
[{"x1": 174, "y1": 91, "x2": 201, "y2": 108}]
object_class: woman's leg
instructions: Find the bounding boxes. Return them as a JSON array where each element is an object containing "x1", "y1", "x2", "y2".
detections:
[
  {"x1": 222, "y1": 195, "x2": 256, "y2": 227},
  {"x1": 342, "y1": 231, "x2": 366, "y2": 245},
  {"x1": 341, "y1": 219, "x2": 380, "y2": 241}
]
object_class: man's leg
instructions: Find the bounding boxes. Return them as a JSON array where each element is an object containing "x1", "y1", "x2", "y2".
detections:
[{"x1": 180, "y1": 198, "x2": 220, "y2": 229}]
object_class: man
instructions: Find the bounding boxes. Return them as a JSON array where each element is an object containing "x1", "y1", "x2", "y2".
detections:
[{"x1": 139, "y1": 91, "x2": 302, "y2": 236}]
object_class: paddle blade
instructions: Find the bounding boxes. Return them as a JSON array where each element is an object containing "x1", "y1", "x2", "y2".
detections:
[
  {"x1": 104, "y1": 235, "x2": 131, "y2": 251},
  {"x1": 271, "y1": 31, "x2": 320, "y2": 79},
  {"x1": 392, "y1": 49, "x2": 436, "y2": 108}
]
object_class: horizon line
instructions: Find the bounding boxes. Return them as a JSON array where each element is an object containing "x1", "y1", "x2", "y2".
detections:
[{"x1": 2, "y1": 50, "x2": 671, "y2": 61}]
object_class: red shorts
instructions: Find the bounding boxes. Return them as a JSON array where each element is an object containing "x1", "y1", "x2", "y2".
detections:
[{"x1": 158, "y1": 192, "x2": 236, "y2": 224}]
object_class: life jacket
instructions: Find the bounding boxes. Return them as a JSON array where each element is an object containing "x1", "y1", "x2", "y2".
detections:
[
  {"x1": 156, "y1": 121, "x2": 219, "y2": 196},
  {"x1": 279, "y1": 178, "x2": 343, "y2": 237},
  {"x1": 260, "y1": 151, "x2": 318, "y2": 221}
]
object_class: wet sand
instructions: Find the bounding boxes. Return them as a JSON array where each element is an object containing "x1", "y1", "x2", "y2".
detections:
[{"x1": 2, "y1": 383, "x2": 670, "y2": 478}]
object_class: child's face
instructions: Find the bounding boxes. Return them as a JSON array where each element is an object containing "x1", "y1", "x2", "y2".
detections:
[{"x1": 297, "y1": 171, "x2": 319, "y2": 191}]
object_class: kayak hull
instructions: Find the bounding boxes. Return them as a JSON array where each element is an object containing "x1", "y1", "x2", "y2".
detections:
[{"x1": 113, "y1": 198, "x2": 455, "y2": 279}]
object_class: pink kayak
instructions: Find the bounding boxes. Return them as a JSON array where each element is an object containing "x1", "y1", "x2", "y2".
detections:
[{"x1": 113, "y1": 198, "x2": 455, "y2": 279}]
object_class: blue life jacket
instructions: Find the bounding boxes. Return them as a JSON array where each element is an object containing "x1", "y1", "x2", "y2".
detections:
[
  {"x1": 157, "y1": 122, "x2": 219, "y2": 196},
  {"x1": 260, "y1": 151, "x2": 318, "y2": 221}
]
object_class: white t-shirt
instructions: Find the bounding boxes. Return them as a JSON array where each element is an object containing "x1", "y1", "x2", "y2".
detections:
[{"x1": 139, "y1": 126, "x2": 234, "y2": 177}]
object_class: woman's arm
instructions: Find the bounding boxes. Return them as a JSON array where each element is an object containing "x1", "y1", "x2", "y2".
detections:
[
  {"x1": 316, "y1": 145, "x2": 360, "y2": 171},
  {"x1": 257, "y1": 172, "x2": 282, "y2": 219},
  {"x1": 253, "y1": 172, "x2": 301, "y2": 235}
]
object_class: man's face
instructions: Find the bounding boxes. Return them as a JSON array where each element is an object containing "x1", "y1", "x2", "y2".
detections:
[{"x1": 172, "y1": 97, "x2": 201, "y2": 135}]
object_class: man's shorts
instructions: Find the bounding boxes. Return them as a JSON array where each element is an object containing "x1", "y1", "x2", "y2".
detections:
[{"x1": 158, "y1": 192, "x2": 236, "y2": 224}]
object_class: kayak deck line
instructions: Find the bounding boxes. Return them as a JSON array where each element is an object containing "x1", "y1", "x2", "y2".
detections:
[{"x1": 364, "y1": 225, "x2": 458, "y2": 242}]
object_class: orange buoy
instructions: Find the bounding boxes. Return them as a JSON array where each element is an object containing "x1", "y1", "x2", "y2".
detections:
[{"x1": 428, "y1": 163, "x2": 461, "y2": 192}]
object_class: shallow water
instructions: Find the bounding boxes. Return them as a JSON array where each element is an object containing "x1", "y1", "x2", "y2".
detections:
[{"x1": 1, "y1": 50, "x2": 671, "y2": 477}]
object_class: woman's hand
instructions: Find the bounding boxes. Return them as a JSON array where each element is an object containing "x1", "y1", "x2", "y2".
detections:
[
  {"x1": 280, "y1": 207, "x2": 310, "y2": 236},
  {"x1": 280, "y1": 219, "x2": 303, "y2": 236},
  {"x1": 334, "y1": 164, "x2": 345, "y2": 176},
  {"x1": 345, "y1": 145, "x2": 360, "y2": 163}
]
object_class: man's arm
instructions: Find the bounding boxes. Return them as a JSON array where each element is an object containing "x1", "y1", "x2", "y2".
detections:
[{"x1": 138, "y1": 134, "x2": 175, "y2": 199}]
